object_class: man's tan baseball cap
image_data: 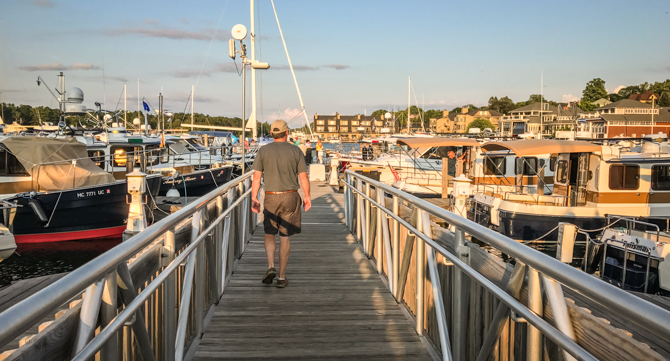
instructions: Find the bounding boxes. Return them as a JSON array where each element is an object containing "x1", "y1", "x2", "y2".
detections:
[{"x1": 270, "y1": 119, "x2": 289, "y2": 134}]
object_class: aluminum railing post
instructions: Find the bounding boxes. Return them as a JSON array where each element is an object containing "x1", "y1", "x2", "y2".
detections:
[
  {"x1": 192, "y1": 209, "x2": 205, "y2": 339},
  {"x1": 392, "y1": 195, "x2": 400, "y2": 298},
  {"x1": 375, "y1": 188, "x2": 383, "y2": 274},
  {"x1": 379, "y1": 188, "x2": 393, "y2": 293},
  {"x1": 71, "y1": 279, "x2": 105, "y2": 358},
  {"x1": 423, "y1": 210, "x2": 452, "y2": 361},
  {"x1": 216, "y1": 195, "x2": 225, "y2": 299},
  {"x1": 163, "y1": 229, "x2": 176, "y2": 361},
  {"x1": 356, "y1": 178, "x2": 363, "y2": 247},
  {"x1": 453, "y1": 229, "x2": 468, "y2": 361},
  {"x1": 543, "y1": 275, "x2": 577, "y2": 361},
  {"x1": 344, "y1": 173, "x2": 350, "y2": 229},
  {"x1": 117, "y1": 263, "x2": 156, "y2": 361},
  {"x1": 415, "y1": 210, "x2": 425, "y2": 335},
  {"x1": 175, "y1": 251, "x2": 197, "y2": 361},
  {"x1": 365, "y1": 183, "x2": 372, "y2": 255},
  {"x1": 527, "y1": 267, "x2": 543, "y2": 361},
  {"x1": 100, "y1": 270, "x2": 118, "y2": 361}
]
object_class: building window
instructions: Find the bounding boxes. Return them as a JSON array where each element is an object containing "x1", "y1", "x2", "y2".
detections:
[
  {"x1": 609, "y1": 164, "x2": 639, "y2": 190},
  {"x1": 514, "y1": 157, "x2": 538, "y2": 176},
  {"x1": 317, "y1": 120, "x2": 324, "y2": 125},
  {"x1": 484, "y1": 156, "x2": 506, "y2": 176},
  {"x1": 340, "y1": 127, "x2": 348, "y2": 132},
  {"x1": 340, "y1": 120, "x2": 348, "y2": 125},
  {"x1": 351, "y1": 121, "x2": 359, "y2": 126},
  {"x1": 328, "y1": 126, "x2": 337, "y2": 132},
  {"x1": 328, "y1": 120, "x2": 337, "y2": 125},
  {"x1": 652, "y1": 165, "x2": 670, "y2": 190},
  {"x1": 362, "y1": 121, "x2": 370, "y2": 126},
  {"x1": 316, "y1": 126, "x2": 324, "y2": 132}
]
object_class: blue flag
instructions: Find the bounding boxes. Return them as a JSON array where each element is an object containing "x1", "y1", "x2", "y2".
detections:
[{"x1": 143, "y1": 101, "x2": 150, "y2": 112}]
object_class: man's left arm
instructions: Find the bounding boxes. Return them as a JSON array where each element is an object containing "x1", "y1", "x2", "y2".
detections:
[{"x1": 299, "y1": 172, "x2": 311, "y2": 212}]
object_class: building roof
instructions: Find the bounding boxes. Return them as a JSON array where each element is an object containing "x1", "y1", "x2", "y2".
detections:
[
  {"x1": 600, "y1": 110, "x2": 670, "y2": 123},
  {"x1": 628, "y1": 91, "x2": 660, "y2": 102},
  {"x1": 397, "y1": 137, "x2": 479, "y2": 148},
  {"x1": 597, "y1": 99, "x2": 652, "y2": 110},
  {"x1": 481, "y1": 139, "x2": 601, "y2": 156}
]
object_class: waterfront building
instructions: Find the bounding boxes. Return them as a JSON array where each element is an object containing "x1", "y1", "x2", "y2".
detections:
[
  {"x1": 430, "y1": 107, "x2": 502, "y2": 134},
  {"x1": 499, "y1": 102, "x2": 583, "y2": 137},
  {"x1": 578, "y1": 99, "x2": 670, "y2": 138},
  {"x1": 312, "y1": 113, "x2": 392, "y2": 140}
]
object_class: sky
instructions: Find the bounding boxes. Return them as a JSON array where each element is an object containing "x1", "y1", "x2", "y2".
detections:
[{"x1": 1, "y1": 0, "x2": 669, "y2": 128}]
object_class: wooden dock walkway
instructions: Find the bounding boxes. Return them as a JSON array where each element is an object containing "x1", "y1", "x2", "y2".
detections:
[{"x1": 193, "y1": 181, "x2": 434, "y2": 360}]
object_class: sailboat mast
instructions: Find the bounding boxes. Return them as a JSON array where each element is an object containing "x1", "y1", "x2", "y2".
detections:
[
  {"x1": 124, "y1": 83, "x2": 127, "y2": 128},
  {"x1": 250, "y1": 0, "x2": 257, "y2": 140},
  {"x1": 191, "y1": 85, "x2": 194, "y2": 125},
  {"x1": 407, "y1": 76, "x2": 411, "y2": 133}
]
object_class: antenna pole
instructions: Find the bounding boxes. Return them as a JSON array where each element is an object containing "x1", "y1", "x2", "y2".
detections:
[
  {"x1": 137, "y1": 78, "x2": 140, "y2": 132},
  {"x1": 242, "y1": 59, "x2": 246, "y2": 174},
  {"x1": 191, "y1": 85, "x2": 194, "y2": 126},
  {"x1": 124, "y1": 83, "x2": 127, "y2": 128},
  {"x1": 539, "y1": 70, "x2": 543, "y2": 139},
  {"x1": 249, "y1": 0, "x2": 258, "y2": 140},
  {"x1": 407, "y1": 76, "x2": 411, "y2": 133}
]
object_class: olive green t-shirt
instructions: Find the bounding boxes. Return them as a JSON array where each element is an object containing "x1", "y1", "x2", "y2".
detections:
[{"x1": 251, "y1": 141, "x2": 307, "y2": 192}]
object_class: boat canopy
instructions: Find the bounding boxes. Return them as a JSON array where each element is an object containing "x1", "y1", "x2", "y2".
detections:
[
  {"x1": 1, "y1": 137, "x2": 115, "y2": 191},
  {"x1": 481, "y1": 139, "x2": 602, "y2": 156},
  {"x1": 396, "y1": 137, "x2": 480, "y2": 148}
]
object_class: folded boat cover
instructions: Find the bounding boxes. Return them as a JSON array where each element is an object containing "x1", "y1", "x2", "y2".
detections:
[{"x1": 2, "y1": 137, "x2": 115, "y2": 192}]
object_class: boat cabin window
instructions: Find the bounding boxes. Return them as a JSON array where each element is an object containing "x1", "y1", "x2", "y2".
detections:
[
  {"x1": 484, "y1": 156, "x2": 506, "y2": 176},
  {"x1": 609, "y1": 164, "x2": 639, "y2": 190},
  {"x1": 549, "y1": 156, "x2": 557, "y2": 172},
  {"x1": 87, "y1": 150, "x2": 106, "y2": 169},
  {"x1": 0, "y1": 148, "x2": 29, "y2": 176},
  {"x1": 420, "y1": 146, "x2": 459, "y2": 160},
  {"x1": 514, "y1": 157, "x2": 538, "y2": 176},
  {"x1": 651, "y1": 165, "x2": 670, "y2": 190},
  {"x1": 556, "y1": 160, "x2": 569, "y2": 183},
  {"x1": 110, "y1": 146, "x2": 162, "y2": 168}
]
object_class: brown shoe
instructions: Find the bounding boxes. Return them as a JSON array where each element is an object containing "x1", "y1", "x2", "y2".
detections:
[
  {"x1": 277, "y1": 278, "x2": 289, "y2": 288},
  {"x1": 262, "y1": 268, "x2": 276, "y2": 284}
]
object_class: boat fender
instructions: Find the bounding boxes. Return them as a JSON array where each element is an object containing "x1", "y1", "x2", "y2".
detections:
[{"x1": 28, "y1": 199, "x2": 49, "y2": 223}]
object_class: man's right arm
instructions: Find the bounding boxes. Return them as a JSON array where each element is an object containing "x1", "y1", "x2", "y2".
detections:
[{"x1": 251, "y1": 171, "x2": 262, "y2": 213}]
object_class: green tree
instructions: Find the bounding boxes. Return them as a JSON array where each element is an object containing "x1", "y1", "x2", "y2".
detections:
[
  {"x1": 466, "y1": 118, "x2": 495, "y2": 132},
  {"x1": 424, "y1": 109, "x2": 443, "y2": 119},
  {"x1": 579, "y1": 100, "x2": 599, "y2": 112},
  {"x1": 488, "y1": 96, "x2": 515, "y2": 114},
  {"x1": 659, "y1": 92, "x2": 670, "y2": 107},
  {"x1": 370, "y1": 109, "x2": 386, "y2": 117},
  {"x1": 582, "y1": 78, "x2": 608, "y2": 103}
]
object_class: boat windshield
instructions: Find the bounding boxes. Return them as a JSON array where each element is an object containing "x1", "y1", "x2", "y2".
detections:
[
  {"x1": 184, "y1": 138, "x2": 207, "y2": 151},
  {"x1": 170, "y1": 139, "x2": 198, "y2": 154}
]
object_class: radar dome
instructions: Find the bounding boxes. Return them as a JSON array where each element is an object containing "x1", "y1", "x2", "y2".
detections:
[
  {"x1": 133, "y1": 118, "x2": 141, "y2": 125},
  {"x1": 67, "y1": 87, "x2": 84, "y2": 103},
  {"x1": 103, "y1": 114, "x2": 112, "y2": 121}
]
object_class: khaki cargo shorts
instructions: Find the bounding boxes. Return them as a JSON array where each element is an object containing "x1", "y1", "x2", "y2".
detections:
[{"x1": 263, "y1": 192, "x2": 302, "y2": 236}]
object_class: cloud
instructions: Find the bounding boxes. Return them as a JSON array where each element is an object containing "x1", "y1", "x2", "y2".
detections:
[
  {"x1": 265, "y1": 108, "x2": 305, "y2": 126},
  {"x1": 19, "y1": 62, "x2": 99, "y2": 71},
  {"x1": 104, "y1": 27, "x2": 230, "y2": 41},
  {"x1": 168, "y1": 63, "x2": 239, "y2": 78},
  {"x1": 611, "y1": 85, "x2": 625, "y2": 94},
  {"x1": 273, "y1": 65, "x2": 319, "y2": 71},
  {"x1": 561, "y1": 94, "x2": 579, "y2": 102},
  {"x1": 324, "y1": 64, "x2": 350, "y2": 70},
  {"x1": 33, "y1": 0, "x2": 54, "y2": 8}
]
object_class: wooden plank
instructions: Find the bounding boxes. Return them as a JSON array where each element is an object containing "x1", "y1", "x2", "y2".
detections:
[{"x1": 192, "y1": 181, "x2": 432, "y2": 360}]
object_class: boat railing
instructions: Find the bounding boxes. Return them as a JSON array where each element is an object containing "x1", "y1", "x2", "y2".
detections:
[
  {"x1": 597, "y1": 236, "x2": 662, "y2": 293},
  {"x1": 0, "y1": 170, "x2": 257, "y2": 361},
  {"x1": 605, "y1": 215, "x2": 661, "y2": 242},
  {"x1": 343, "y1": 169, "x2": 670, "y2": 361}
]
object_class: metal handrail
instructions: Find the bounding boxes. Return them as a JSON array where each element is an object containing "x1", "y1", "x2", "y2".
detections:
[
  {"x1": 343, "y1": 169, "x2": 670, "y2": 360},
  {"x1": 0, "y1": 170, "x2": 255, "y2": 349}
]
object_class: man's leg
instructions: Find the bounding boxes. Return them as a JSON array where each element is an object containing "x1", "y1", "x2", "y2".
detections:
[
  {"x1": 264, "y1": 234, "x2": 276, "y2": 269},
  {"x1": 278, "y1": 236, "x2": 290, "y2": 279}
]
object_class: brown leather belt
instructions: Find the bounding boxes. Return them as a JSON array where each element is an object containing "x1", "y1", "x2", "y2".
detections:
[{"x1": 265, "y1": 190, "x2": 298, "y2": 195}]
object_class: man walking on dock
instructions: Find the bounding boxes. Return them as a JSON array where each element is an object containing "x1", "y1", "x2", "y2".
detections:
[{"x1": 251, "y1": 119, "x2": 311, "y2": 288}]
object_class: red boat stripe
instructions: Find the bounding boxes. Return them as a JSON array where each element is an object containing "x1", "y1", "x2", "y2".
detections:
[{"x1": 14, "y1": 225, "x2": 127, "y2": 244}]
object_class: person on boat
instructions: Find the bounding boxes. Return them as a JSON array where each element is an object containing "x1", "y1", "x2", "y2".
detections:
[
  {"x1": 446, "y1": 149, "x2": 465, "y2": 177},
  {"x1": 298, "y1": 141, "x2": 308, "y2": 159},
  {"x1": 251, "y1": 119, "x2": 311, "y2": 288},
  {"x1": 305, "y1": 140, "x2": 313, "y2": 165},
  {"x1": 294, "y1": 139, "x2": 301, "y2": 146},
  {"x1": 316, "y1": 139, "x2": 324, "y2": 163}
]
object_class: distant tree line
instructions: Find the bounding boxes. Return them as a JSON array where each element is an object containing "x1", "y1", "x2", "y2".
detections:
[
  {"x1": 0, "y1": 102, "x2": 271, "y2": 137},
  {"x1": 366, "y1": 78, "x2": 670, "y2": 127}
]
